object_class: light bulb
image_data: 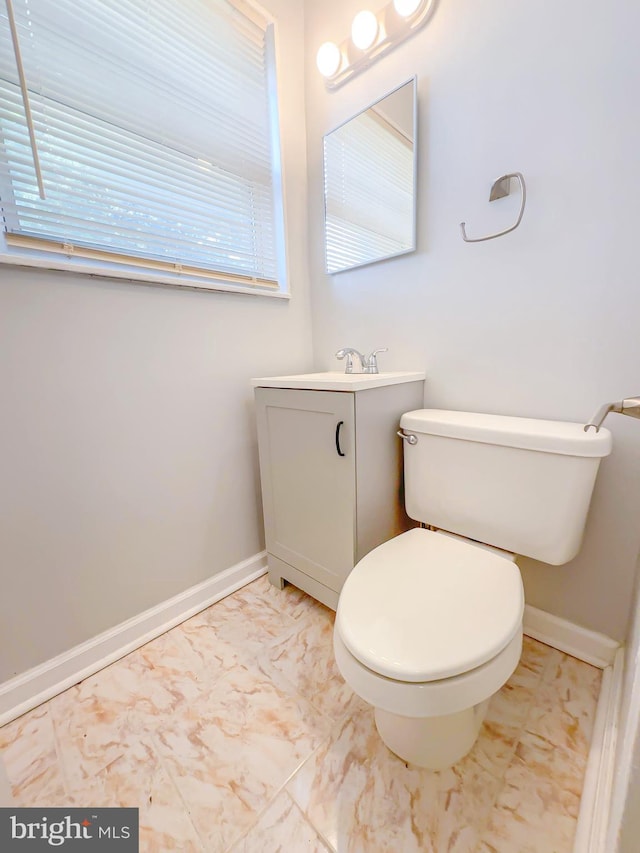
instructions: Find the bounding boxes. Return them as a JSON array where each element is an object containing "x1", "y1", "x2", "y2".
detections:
[
  {"x1": 351, "y1": 10, "x2": 379, "y2": 50},
  {"x1": 316, "y1": 41, "x2": 342, "y2": 78},
  {"x1": 393, "y1": 0, "x2": 423, "y2": 17}
]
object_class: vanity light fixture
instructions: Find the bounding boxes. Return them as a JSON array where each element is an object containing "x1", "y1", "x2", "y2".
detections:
[
  {"x1": 393, "y1": 0, "x2": 423, "y2": 17},
  {"x1": 317, "y1": 0, "x2": 435, "y2": 89},
  {"x1": 351, "y1": 10, "x2": 379, "y2": 51},
  {"x1": 316, "y1": 41, "x2": 343, "y2": 78}
]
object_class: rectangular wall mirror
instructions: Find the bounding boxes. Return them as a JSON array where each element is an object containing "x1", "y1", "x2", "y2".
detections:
[{"x1": 323, "y1": 77, "x2": 417, "y2": 275}]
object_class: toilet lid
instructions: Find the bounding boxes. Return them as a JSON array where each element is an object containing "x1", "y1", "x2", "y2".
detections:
[{"x1": 336, "y1": 528, "x2": 524, "y2": 683}]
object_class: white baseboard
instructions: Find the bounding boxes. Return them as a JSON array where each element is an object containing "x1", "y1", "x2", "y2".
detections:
[
  {"x1": 524, "y1": 604, "x2": 619, "y2": 669},
  {"x1": 606, "y1": 644, "x2": 640, "y2": 853},
  {"x1": 573, "y1": 647, "x2": 624, "y2": 853},
  {"x1": 0, "y1": 551, "x2": 268, "y2": 728}
]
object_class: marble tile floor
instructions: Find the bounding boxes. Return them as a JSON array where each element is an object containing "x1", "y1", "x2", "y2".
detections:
[{"x1": 0, "y1": 575, "x2": 602, "y2": 852}]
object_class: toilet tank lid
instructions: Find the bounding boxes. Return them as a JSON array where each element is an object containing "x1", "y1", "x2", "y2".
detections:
[{"x1": 400, "y1": 409, "x2": 612, "y2": 458}]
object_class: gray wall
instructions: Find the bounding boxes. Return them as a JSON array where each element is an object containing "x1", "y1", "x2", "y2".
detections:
[
  {"x1": 304, "y1": 0, "x2": 640, "y2": 640},
  {"x1": 0, "y1": 0, "x2": 313, "y2": 682}
]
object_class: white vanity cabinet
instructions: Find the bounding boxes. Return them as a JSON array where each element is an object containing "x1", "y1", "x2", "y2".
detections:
[{"x1": 253, "y1": 372, "x2": 425, "y2": 609}]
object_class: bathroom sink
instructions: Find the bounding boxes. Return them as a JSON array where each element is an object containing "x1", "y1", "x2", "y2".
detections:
[{"x1": 251, "y1": 371, "x2": 425, "y2": 392}]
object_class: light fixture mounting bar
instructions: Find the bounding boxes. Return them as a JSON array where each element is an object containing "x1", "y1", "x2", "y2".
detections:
[{"x1": 321, "y1": 0, "x2": 436, "y2": 91}]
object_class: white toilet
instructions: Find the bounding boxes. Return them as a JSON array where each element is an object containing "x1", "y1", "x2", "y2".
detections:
[{"x1": 333, "y1": 408, "x2": 612, "y2": 770}]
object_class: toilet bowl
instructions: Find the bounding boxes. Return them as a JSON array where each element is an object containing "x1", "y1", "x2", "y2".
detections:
[{"x1": 334, "y1": 528, "x2": 524, "y2": 769}]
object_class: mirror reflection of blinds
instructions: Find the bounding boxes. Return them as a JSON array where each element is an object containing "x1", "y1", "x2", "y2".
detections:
[
  {"x1": 324, "y1": 110, "x2": 413, "y2": 274},
  {"x1": 0, "y1": 0, "x2": 279, "y2": 286}
]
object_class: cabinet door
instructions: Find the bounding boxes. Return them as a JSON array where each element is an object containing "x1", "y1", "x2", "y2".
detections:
[{"x1": 255, "y1": 388, "x2": 356, "y2": 591}]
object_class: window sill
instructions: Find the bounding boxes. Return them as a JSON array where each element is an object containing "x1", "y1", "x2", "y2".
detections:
[{"x1": 0, "y1": 250, "x2": 290, "y2": 299}]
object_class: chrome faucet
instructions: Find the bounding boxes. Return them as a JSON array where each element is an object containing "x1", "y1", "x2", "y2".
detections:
[
  {"x1": 335, "y1": 346, "x2": 389, "y2": 374},
  {"x1": 363, "y1": 348, "x2": 388, "y2": 374},
  {"x1": 335, "y1": 347, "x2": 366, "y2": 374}
]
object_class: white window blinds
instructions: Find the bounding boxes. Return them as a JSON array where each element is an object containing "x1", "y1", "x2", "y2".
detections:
[
  {"x1": 0, "y1": 0, "x2": 283, "y2": 289},
  {"x1": 324, "y1": 110, "x2": 414, "y2": 274}
]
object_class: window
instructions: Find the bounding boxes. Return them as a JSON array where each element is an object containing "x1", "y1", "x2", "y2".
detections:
[{"x1": 0, "y1": 0, "x2": 286, "y2": 295}]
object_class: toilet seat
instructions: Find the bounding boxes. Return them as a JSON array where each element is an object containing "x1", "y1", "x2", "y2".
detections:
[
  {"x1": 334, "y1": 625, "x2": 523, "y2": 719},
  {"x1": 336, "y1": 528, "x2": 524, "y2": 683}
]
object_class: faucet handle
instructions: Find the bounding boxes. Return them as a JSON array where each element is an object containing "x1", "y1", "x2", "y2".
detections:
[{"x1": 364, "y1": 348, "x2": 388, "y2": 374}]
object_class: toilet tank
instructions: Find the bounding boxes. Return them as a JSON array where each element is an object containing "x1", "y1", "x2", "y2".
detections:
[{"x1": 399, "y1": 409, "x2": 612, "y2": 565}]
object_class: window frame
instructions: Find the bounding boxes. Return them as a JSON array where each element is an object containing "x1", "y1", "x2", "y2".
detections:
[{"x1": 0, "y1": 0, "x2": 290, "y2": 299}]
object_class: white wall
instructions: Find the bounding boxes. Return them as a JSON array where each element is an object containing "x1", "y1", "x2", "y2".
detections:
[
  {"x1": 0, "y1": 0, "x2": 312, "y2": 683},
  {"x1": 304, "y1": 0, "x2": 640, "y2": 640}
]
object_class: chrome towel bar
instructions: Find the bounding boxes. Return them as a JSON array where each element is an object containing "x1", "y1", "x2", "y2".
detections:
[{"x1": 584, "y1": 397, "x2": 640, "y2": 432}]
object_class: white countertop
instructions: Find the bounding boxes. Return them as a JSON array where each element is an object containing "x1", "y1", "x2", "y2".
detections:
[{"x1": 251, "y1": 371, "x2": 426, "y2": 392}]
